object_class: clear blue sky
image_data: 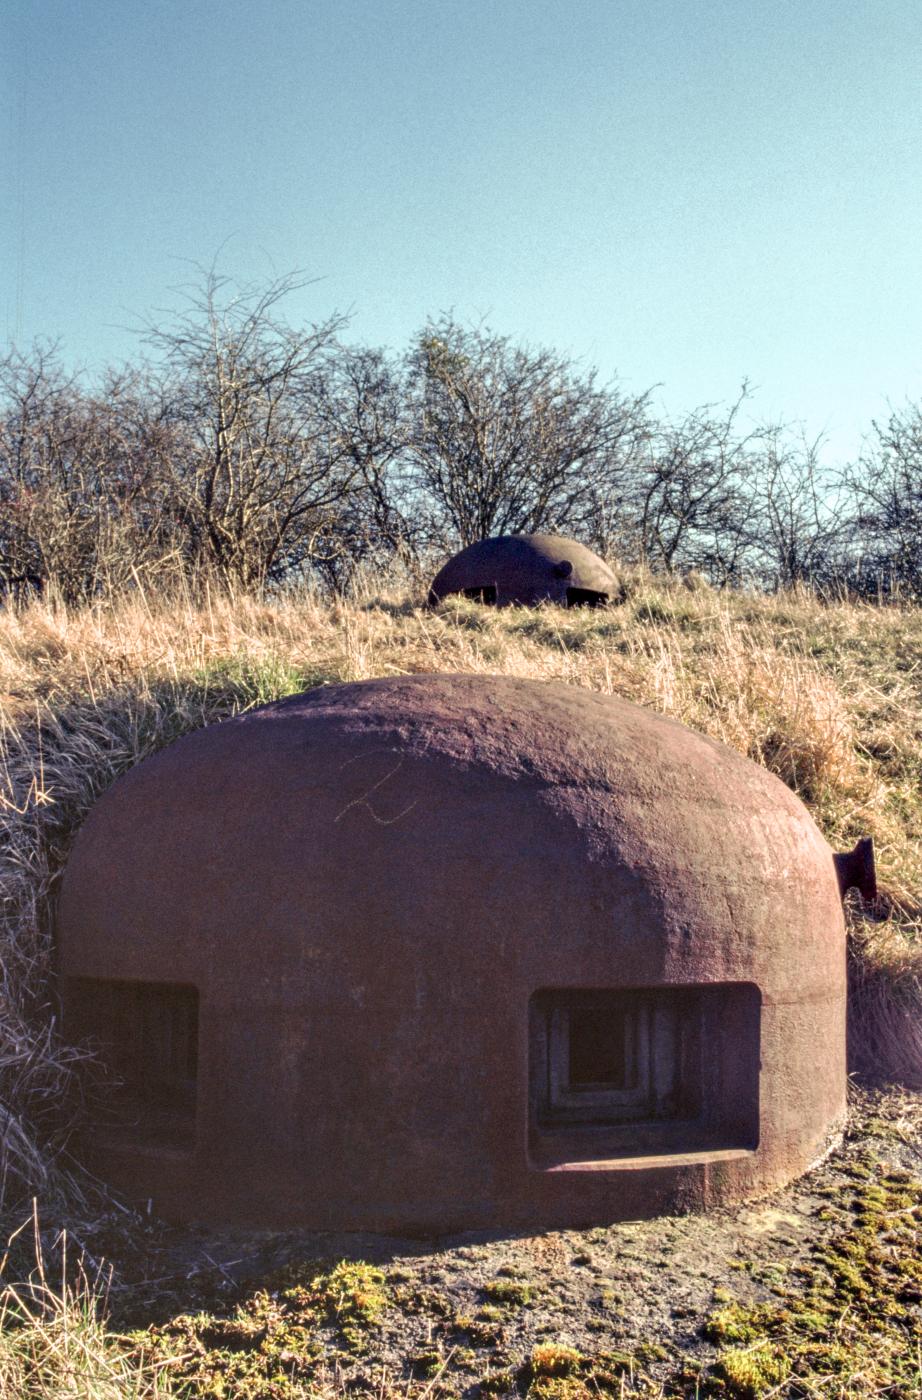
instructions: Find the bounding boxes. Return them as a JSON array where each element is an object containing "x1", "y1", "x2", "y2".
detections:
[{"x1": 3, "y1": 0, "x2": 921, "y2": 465}]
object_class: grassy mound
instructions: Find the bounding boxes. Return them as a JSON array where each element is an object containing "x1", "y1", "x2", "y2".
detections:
[
  {"x1": 2, "y1": 571, "x2": 922, "y2": 1210},
  {"x1": 1, "y1": 570, "x2": 922, "y2": 1396}
]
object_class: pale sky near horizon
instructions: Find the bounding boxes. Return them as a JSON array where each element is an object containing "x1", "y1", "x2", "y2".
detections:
[{"x1": 3, "y1": 0, "x2": 921, "y2": 467}]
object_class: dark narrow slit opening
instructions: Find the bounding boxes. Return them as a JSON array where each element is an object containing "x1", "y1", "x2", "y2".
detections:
[
  {"x1": 65, "y1": 979, "x2": 199, "y2": 1150},
  {"x1": 566, "y1": 587, "x2": 608, "y2": 608},
  {"x1": 462, "y1": 585, "x2": 497, "y2": 604}
]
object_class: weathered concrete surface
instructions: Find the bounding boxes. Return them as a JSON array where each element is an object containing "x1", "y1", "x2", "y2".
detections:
[
  {"x1": 57, "y1": 674, "x2": 846, "y2": 1231},
  {"x1": 428, "y1": 534, "x2": 618, "y2": 606}
]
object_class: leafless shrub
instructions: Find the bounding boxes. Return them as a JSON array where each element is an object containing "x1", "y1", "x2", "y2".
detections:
[
  {"x1": 141, "y1": 268, "x2": 366, "y2": 589},
  {"x1": 843, "y1": 402, "x2": 922, "y2": 600},
  {"x1": 629, "y1": 385, "x2": 762, "y2": 584},
  {"x1": 746, "y1": 427, "x2": 847, "y2": 590},
  {"x1": 0, "y1": 288, "x2": 902, "y2": 603},
  {"x1": 403, "y1": 314, "x2": 652, "y2": 549},
  {"x1": 0, "y1": 346, "x2": 177, "y2": 604}
]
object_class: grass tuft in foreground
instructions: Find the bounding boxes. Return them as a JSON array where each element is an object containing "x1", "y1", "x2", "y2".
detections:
[{"x1": 0, "y1": 1211, "x2": 174, "y2": 1399}]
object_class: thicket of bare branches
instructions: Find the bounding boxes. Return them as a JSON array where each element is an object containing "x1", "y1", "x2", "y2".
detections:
[
  {"x1": 842, "y1": 404, "x2": 922, "y2": 599},
  {"x1": 0, "y1": 347, "x2": 177, "y2": 602},
  {"x1": 404, "y1": 315, "x2": 653, "y2": 549},
  {"x1": 1, "y1": 269, "x2": 919, "y2": 601}
]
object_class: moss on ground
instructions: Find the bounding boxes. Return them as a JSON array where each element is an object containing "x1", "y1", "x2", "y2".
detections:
[
  {"x1": 697, "y1": 1159, "x2": 922, "y2": 1397},
  {"x1": 121, "y1": 1156, "x2": 922, "y2": 1399},
  {"x1": 483, "y1": 1278, "x2": 534, "y2": 1308},
  {"x1": 136, "y1": 1260, "x2": 389, "y2": 1396}
]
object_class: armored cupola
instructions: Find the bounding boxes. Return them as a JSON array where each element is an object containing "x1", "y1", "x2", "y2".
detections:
[
  {"x1": 428, "y1": 534, "x2": 617, "y2": 607},
  {"x1": 59, "y1": 673, "x2": 850, "y2": 1231}
]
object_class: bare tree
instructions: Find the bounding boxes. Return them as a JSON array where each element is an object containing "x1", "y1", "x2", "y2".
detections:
[
  {"x1": 631, "y1": 386, "x2": 763, "y2": 584},
  {"x1": 2, "y1": 297, "x2": 895, "y2": 605},
  {"x1": 0, "y1": 345, "x2": 172, "y2": 601},
  {"x1": 313, "y1": 346, "x2": 422, "y2": 579},
  {"x1": 404, "y1": 316, "x2": 651, "y2": 548},
  {"x1": 844, "y1": 404, "x2": 922, "y2": 598},
  {"x1": 143, "y1": 269, "x2": 359, "y2": 588},
  {"x1": 748, "y1": 429, "x2": 846, "y2": 590}
]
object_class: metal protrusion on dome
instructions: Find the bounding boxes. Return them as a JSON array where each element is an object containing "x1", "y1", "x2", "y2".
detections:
[{"x1": 833, "y1": 836, "x2": 877, "y2": 902}]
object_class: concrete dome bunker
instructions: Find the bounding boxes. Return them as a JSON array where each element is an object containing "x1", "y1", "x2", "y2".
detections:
[
  {"x1": 59, "y1": 674, "x2": 851, "y2": 1233},
  {"x1": 428, "y1": 533, "x2": 618, "y2": 607}
]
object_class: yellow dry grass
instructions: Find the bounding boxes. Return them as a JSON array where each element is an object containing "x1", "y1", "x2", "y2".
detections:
[{"x1": 0, "y1": 1210, "x2": 173, "y2": 1399}]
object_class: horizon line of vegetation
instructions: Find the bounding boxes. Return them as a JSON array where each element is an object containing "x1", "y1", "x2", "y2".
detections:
[{"x1": 3, "y1": 266, "x2": 922, "y2": 606}]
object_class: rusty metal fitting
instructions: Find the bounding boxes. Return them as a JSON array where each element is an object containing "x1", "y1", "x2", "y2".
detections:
[{"x1": 833, "y1": 836, "x2": 877, "y2": 902}]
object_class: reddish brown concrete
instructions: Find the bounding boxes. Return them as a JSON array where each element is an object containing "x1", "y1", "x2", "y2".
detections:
[
  {"x1": 428, "y1": 534, "x2": 618, "y2": 606},
  {"x1": 57, "y1": 675, "x2": 847, "y2": 1232}
]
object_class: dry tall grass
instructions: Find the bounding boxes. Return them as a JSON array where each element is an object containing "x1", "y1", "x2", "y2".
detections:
[
  {"x1": 1, "y1": 568, "x2": 922, "y2": 1219},
  {"x1": 0, "y1": 1208, "x2": 174, "y2": 1398}
]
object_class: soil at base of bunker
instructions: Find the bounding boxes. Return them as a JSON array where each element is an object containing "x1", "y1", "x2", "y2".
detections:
[{"x1": 92, "y1": 1087, "x2": 922, "y2": 1395}]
